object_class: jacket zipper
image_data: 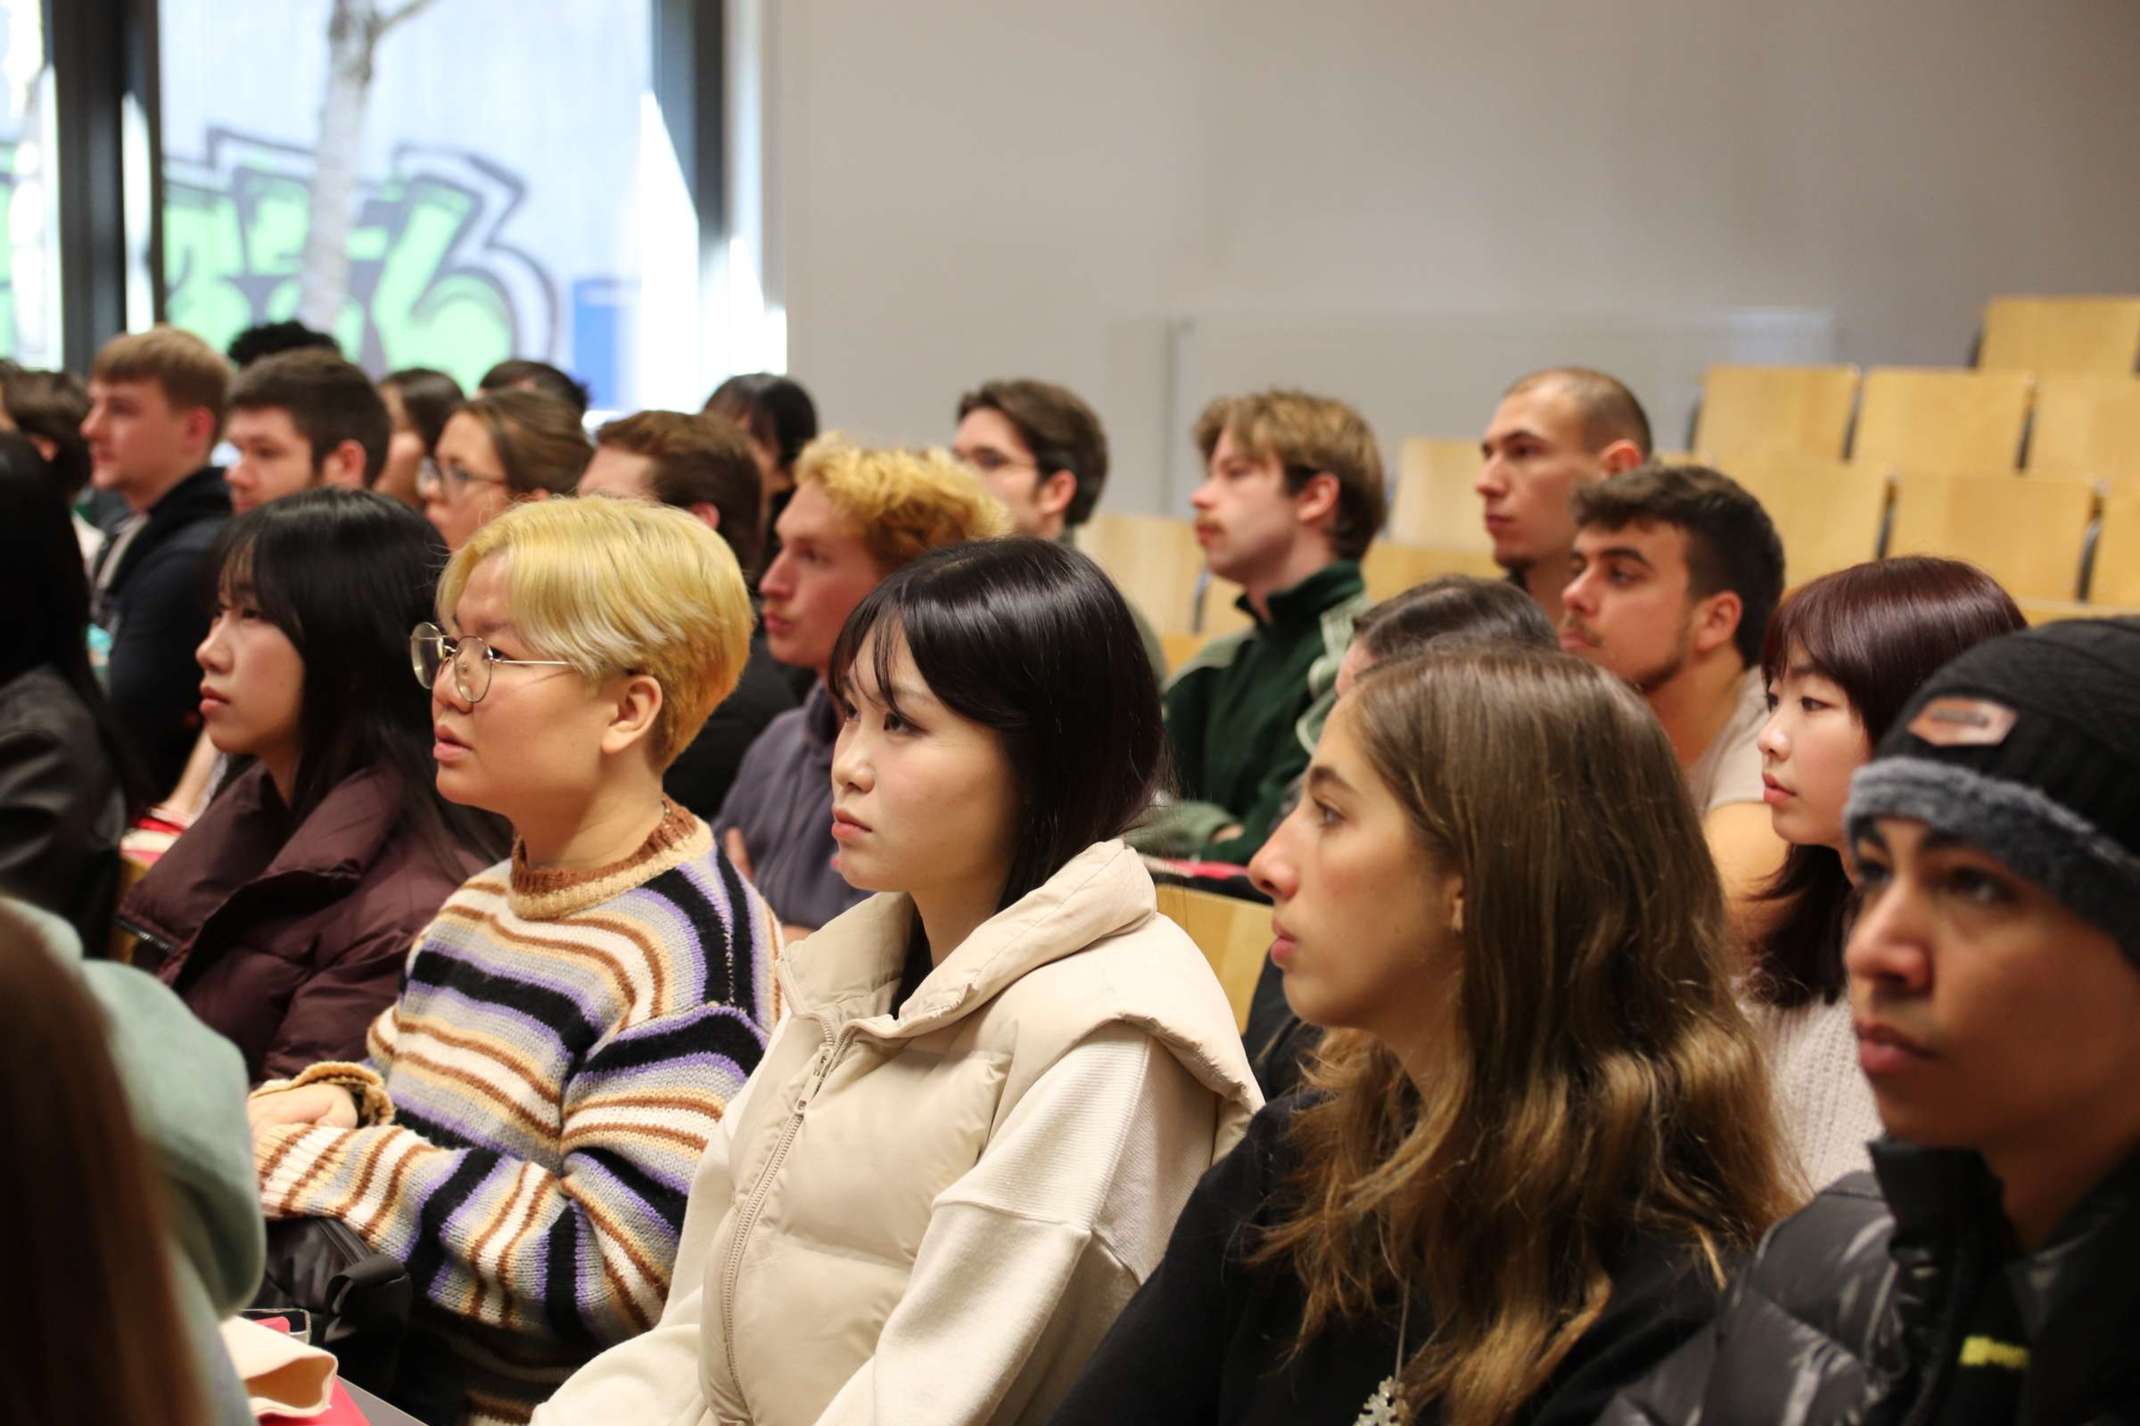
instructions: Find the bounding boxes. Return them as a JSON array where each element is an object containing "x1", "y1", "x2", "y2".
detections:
[{"x1": 718, "y1": 1017, "x2": 855, "y2": 1417}]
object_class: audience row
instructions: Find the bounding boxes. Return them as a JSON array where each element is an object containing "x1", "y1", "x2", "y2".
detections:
[{"x1": 2, "y1": 325, "x2": 2135, "y2": 1426}]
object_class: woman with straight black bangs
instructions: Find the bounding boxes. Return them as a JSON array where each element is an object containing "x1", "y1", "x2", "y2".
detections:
[
  {"x1": 538, "y1": 536, "x2": 1263, "y2": 1426},
  {"x1": 119, "y1": 487, "x2": 507, "y2": 1082}
]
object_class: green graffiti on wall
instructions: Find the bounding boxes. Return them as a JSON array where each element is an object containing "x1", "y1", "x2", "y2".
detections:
[{"x1": 163, "y1": 130, "x2": 557, "y2": 389}]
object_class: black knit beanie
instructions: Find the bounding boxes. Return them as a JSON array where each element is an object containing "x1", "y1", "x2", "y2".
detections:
[{"x1": 1845, "y1": 618, "x2": 2140, "y2": 959}]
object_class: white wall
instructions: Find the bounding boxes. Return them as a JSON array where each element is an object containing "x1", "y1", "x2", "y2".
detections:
[{"x1": 772, "y1": 0, "x2": 2140, "y2": 512}]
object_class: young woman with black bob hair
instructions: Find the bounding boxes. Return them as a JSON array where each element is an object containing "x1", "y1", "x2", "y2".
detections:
[
  {"x1": 1746, "y1": 556, "x2": 2024, "y2": 1189},
  {"x1": 0, "y1": 433, "x2": 145, "y2": 947},
  {"x1": 537, "y1": 536, "x2": 1263, "y2": 1426},
  {"x1": 119, "y1": 488, "x2": 506, "y2": 1081},
  {"x1": 1051, "y1": 646, "x2": 1796, "y2": 1426}
]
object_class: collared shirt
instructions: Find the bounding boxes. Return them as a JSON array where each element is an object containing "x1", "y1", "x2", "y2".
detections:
[{"x1": 713, "y1": 681, "x2": 867, "y2": 931}]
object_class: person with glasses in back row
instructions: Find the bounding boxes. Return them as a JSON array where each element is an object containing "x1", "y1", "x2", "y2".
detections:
[
  {"x1": 245, "y1": 496, "x2": 780, "y2": 1425},
  {"x1": 420, "y1": 387, "x2": 591, "y2": 551}
]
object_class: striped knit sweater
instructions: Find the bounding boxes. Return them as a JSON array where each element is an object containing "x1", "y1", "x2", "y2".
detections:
[{"x1": 252, "y1": 803, "x2": 779, "y2": 1426}]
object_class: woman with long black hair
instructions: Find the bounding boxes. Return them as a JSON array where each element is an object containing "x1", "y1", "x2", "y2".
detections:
[
  {"x1": 0, "y1": 433, "x2": 146, "y2": 945},
  {"x1": 118, "y1": 487, "x2": 507, "y2": 1082}
]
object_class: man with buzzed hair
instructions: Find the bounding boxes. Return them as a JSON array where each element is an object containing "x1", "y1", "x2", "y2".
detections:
[{"x1": 1475, "y1": 367, "x2": 1651, "y2": 624}]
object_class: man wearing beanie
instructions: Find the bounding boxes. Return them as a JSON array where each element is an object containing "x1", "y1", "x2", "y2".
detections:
[{"x1": 1603, "y1": 618, "x2": 2140, "y2": 1426}]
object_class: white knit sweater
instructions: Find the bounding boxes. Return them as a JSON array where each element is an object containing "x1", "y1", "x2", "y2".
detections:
[{"x1": 1741, "y1": 995, "x2": 1884, "y2": 1194}]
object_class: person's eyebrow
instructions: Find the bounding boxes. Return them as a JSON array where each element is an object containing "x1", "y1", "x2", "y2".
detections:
[
  {"x1": 1919, "y1": 830, "x2": 1997, "y2": 860},
  {"x1": 1588, "y1": 544, "x2": 1653, "y2": 569},
  {"x1": 1305, "y1": 764, "x2": 1355, "y2": 797}
]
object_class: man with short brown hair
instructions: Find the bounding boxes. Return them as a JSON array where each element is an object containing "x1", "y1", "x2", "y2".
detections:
[
  {"x1": 223, "y1": 347, "x2": 390, "y2": 514},
  {"x1": 1475, "y1": 366, "x2": 1651, "y2": 624},
  {"x1": 584, "y1": 409, "x2": 766, "y2": 577},
  {"x1": 1130, "y1": 388, "x2": 1386, "y2": 864},
  {"x1": 579, "y1": 409, "x2": 794, "y2": 818},
  {"x1": 84, "y1": 326, "x2": 234, "y2": 788},
  {"x1": 951, "y1": 376, "x2": 1166, "y2": 674}
]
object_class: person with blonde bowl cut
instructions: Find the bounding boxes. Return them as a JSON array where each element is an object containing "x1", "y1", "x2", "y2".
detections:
[
  {"x1": 246, "y1": 497, "x2": 781, "y2": 1425},
  {"x1": 420, "y1": 388, "x2": 591, "y2": 551},
  {"x1": 715, "y1": 434, "x2": 1009, "y2": 935},
  {"x1": 1053, "y1": 647, "x2": 1796, "y2": 1426}
]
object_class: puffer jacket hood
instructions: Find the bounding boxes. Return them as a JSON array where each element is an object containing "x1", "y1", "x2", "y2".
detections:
[
  {"x1": 1602, "y1": 1138, "x2": 2140, "y2": 1425},
  {"x1": 780, "y1": 837, "x2": 1263, "y2": 1124}
]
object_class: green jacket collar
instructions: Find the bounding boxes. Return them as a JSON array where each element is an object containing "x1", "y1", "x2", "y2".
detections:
[{"x1": 1239, "y1": 559, "x2": 1365, "y2": 631}]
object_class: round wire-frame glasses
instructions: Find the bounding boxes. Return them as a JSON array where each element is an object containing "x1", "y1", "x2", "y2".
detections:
[{"x1": 409, "y1": 621, "x2": 572, "y2": 704}]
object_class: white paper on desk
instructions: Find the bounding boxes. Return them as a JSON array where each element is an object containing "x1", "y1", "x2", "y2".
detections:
[{"x1": 218, "y1": 1315, "x2": 338, "y2": 1420}]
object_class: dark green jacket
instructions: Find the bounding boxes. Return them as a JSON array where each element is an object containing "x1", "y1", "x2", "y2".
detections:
[{"x1": 1135, "y1": 561, "x2": 1368, "y2": 863}]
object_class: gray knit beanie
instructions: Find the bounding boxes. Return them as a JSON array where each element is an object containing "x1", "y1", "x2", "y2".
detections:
[{"x1": 1845, "y1": 618, "x2": 2140, "y2": 959}]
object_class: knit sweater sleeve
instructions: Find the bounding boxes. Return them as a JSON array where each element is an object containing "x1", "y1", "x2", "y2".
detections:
[{"x1": 253, "y1": 990, "x2": 767, "y2": 1351}]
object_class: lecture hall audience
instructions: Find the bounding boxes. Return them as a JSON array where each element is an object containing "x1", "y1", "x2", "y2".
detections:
[{"x1": 4, "y1": 258, "x2": 2134, "y2": 1426}]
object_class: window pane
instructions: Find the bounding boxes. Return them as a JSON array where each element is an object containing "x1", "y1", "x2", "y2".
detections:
[
  {"x1": 159, "y1": 0, "x2": 666, "y2": 409},
  {"x1": 0, "y1": 2, "x2": 60, "y2": 365}
]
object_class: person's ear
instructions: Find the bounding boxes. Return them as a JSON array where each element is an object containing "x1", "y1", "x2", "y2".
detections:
[
  {"x1": 1689, "y1": 588, "x2": 1743, "y2": 657},
  {"x1": 599, "y1": 672, "x2": 665, "y2": 760},
  {"x1": 184, "y1": 406, "x2": 218, "y2": 453},
  {"x1": 1036, "y1": 469, "x2": 1078, "y2": 521},
  {"x1": 1598, "y1": 440, "x2": 1645, "y2": 475},
  {"x1": 1293, "y1": 470, "x2": 1341, "y2": 528},
  {"x1": 26, "y1": 434, "x2": 57, "y2": 464},
  {"x1": 321, "y1": 438, "x2": 369, "y2": 489},
  {"x1": 688, "y1": 500, "x2": 722, "y2": 534}
]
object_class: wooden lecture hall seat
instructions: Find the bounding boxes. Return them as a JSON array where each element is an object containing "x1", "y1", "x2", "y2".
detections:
[
  {"x1": 1388, "y1": 437, "x2": 1492, "y2": 550},
  {"x1": 1693, "y1": 364, "x2": 1861, "y2": 463},
  {"x1": 2088, "y1": 490, "x2": 2140, "y2": 609},
  {"x1": 1885, "y1": 472, "x2": 2097, "y2": 604},
  {"x1": 1154, "y1": 882, "x2": 1271, "y2": 1031},
  {"x1": 1978, "y1": 295, "x2": 2140, "y2": 377},
  {"x1": 1851, "y1": 367, "x2": 2034, "y2": 477},
  {"x1": 1721, "y1": 453, "x2": 1889, "y2": 588},
  {"x1": 2026, "y1": 375, "x2": 2140, "y2": 487}
]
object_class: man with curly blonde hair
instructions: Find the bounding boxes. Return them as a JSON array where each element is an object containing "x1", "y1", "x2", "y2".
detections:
[{"x1": 715, "y1": 435, "x2": 1010, "y2": 934}]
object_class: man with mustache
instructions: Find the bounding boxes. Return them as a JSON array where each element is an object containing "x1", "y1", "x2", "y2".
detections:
[
  {"x1": 1129, "y1": 388, "x2": 1385, "y2": 865},
  {"x1": 1558, "y1": 463, "x2": 1786, "y2": 902}
]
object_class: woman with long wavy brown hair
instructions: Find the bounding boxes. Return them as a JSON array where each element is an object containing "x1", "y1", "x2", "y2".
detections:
[{"x1": 1050, "y1": 646, "x2": 1798, "y2": 1426}]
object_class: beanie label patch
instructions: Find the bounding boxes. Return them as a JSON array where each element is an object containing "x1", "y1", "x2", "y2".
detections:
[{"x1": 1909, "y1": 697, "x2": 2017, "y2": 748}]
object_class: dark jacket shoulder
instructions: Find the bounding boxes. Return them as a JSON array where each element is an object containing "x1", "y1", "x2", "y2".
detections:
[
  {"x1": 122, "y1": 762, "x2": 483, "y2": 1081},
  {"x1": 0, "y1": 666, "x2": 126, "y2": 945}
]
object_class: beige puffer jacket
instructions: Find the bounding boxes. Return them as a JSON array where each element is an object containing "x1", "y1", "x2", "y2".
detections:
[{"x1": 533, "y1": 839, "x2": 1263, "y2": 1426}]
